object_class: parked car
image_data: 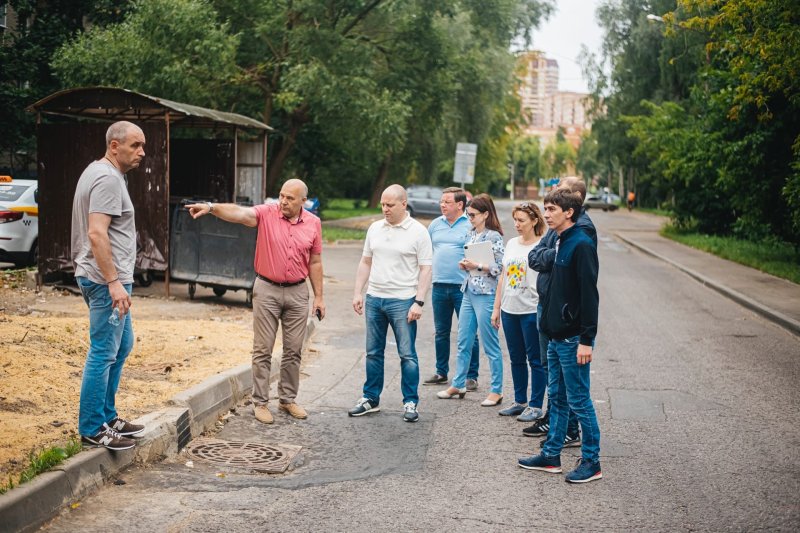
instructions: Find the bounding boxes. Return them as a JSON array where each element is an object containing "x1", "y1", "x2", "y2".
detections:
[
  {"x1": 406, "y1": 185, "x2": 444, "y2": 217},
  {"x1": 0, "y1": 176, "x2": 38, "y2": 266},
  {"x1": 584, "y1": 193, "x2": 619, "y2": 212}
]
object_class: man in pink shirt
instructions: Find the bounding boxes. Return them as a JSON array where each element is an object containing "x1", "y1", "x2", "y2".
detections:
[{"x1": 187, "y1": 179, "x2": 324, "y2": 424}]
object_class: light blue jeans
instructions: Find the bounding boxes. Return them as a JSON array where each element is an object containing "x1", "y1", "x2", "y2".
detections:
[
  {"x1": 76, "y1": 277, "x2": 135, "y2": 437},
  {"x1": 363, "y1": 295, "x2": 420, "y2": 405},
  {"x1": 542, "y1": 335, "x2": 601, "y2": 462},
  {"x1": 431, "y1": 283, "x2": 479, "y2": 379},
  {"x1": 452, "y1": 291, "x2": 503, "y2": 394}
]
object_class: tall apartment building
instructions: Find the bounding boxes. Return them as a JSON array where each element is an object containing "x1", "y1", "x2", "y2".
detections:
[
  {"x1": 542, "y1": 91, "x2": 591, "y2": 130},
  {"x1": 517, "y1": 50, "x2": 559, "y2": 128}
]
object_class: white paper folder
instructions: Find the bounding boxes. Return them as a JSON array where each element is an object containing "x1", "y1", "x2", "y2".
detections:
[{"x1": 463, "y1": 240, "x2": 493, "y2": 275}]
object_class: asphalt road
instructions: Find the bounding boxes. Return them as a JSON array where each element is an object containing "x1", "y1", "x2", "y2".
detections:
[{"x1": 41, "y1": 205, "x2": 799, "y2": 532}]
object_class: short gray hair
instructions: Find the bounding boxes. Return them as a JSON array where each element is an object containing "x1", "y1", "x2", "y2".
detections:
[{"x1": 106, "y1": 121, "x2": 141, "y2": 147}]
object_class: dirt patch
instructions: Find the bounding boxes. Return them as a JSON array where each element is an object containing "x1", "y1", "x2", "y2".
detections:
[{"x1": 0, "y1": 280, "x2": 261, "y2": 481}]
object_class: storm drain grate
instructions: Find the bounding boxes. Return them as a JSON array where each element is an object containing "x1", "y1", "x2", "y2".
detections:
[{"x1": 184, "y1": 438, "x2": 302, "y2": 473}]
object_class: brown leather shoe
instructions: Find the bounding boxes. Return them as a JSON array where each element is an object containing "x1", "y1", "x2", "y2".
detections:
[
  {"x1": 254, "y1": 405, "x2": 273, "y2": 424},
  {"x1": 279, "y1": 402, "x2": 308, "y2": 420}
]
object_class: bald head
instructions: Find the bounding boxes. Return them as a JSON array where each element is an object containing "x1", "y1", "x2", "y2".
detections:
[
  {"x1": 283, "y1": 178, "x2": 308, "y2": 198},
  {"x1": 380, "y1": 184, "x2": 408, "y2": 225},
  {"x1": 383, "y1": 184, "x2": 407, "y2": 202}
]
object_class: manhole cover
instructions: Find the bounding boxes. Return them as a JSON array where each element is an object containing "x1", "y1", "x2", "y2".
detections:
[{"x1": 184, "y1": 438, "x2": 302, "y2": 473}]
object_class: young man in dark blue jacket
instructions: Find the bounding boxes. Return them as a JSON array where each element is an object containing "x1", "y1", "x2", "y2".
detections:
[
  {"x1": 518, "y1": 188, "x2": 602, "y2": 483},
  {"x1": 524, "y1": 177, "x2": 596, "y2": 445}
]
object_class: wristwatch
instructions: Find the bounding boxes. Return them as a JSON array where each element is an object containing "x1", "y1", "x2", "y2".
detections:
[
  {"x1": 205, "y1": 201, "x2": 214, "y2": 213},
  {"x1": 414, "y1": 299, "x2": 425, "y2": 307}
]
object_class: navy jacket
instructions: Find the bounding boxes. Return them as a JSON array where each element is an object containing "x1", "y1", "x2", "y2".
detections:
[
  {"x1": 538, "y1": 224, "x2": 599, "y2": 345},
  {"x1": 529, "y1": 208, "x2": 596, "y2": 300}
]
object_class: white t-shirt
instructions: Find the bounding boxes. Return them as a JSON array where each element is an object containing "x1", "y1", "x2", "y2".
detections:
[
  {"x1": 500, "y1": 236, "x2": 540, "y2": 314},
  {"x1": 363, "y1": 213, "x2": 433, "y2": 299}
]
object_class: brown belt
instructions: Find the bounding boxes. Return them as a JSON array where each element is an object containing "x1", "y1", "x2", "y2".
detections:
[{"x1": 256, "y1": 273, "x2": 306, "y2": 287}]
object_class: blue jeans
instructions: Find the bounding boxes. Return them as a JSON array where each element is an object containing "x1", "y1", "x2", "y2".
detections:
[
  {"x1": 537, "y1": 303, "x2": 578, "y2": 433},
  {"x1": 501, "y1": 311, "x2": 546, "y2": 407},
  {"x1": 76, "y1": 277, "x2": 135, "y2": 436},
  {"x1": 363, "y1": 295, "x2": 420, "y2": 405},
  {"x1": 542, "y1": 336, "x2": 601, "y2": 462},
  {"x1": 453, "y1": 291, "x2": 503, "y2": 394},
  {"x1": 432, "y1": 283, "x2": 479, "y2": 379}
]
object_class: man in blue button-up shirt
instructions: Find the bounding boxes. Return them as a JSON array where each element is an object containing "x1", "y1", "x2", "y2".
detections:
[{"x1": 423, "y1": 187, "x2": 480, "y2": 389}]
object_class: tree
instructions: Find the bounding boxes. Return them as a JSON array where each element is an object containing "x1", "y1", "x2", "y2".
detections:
[
  {"x1": 0, "y1": 0, "x2": 132, "y2": 174},
  {"x1": 52, "y1": 0, "x2": 239, "y2": 110}
]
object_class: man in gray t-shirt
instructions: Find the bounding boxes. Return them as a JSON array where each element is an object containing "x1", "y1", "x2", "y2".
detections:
[{"x1": 71, "y1": 121, "x2": 146, "y2": 451}]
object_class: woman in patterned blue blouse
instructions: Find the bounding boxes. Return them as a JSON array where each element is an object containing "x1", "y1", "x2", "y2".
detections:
[{"x1": 437, "y1": 194, "x2": 505, "y2": 406}]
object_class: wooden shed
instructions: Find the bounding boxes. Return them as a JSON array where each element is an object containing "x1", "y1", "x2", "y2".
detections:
[{"x1": 27, "y1": 86, "x2": 272, "y2": 293}]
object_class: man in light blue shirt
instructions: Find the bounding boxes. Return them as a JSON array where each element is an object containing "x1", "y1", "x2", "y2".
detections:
[{"x1": 423, "y1": 187, "x2": 480, "y2": 389}]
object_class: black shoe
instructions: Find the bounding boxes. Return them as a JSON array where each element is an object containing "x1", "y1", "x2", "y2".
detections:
[
  {"x1": 423, "y1": 373, "x2": 448, "y2": 385},
  {"x1": 81, "y1": 424, "x2": 136, "y2": 451},
  {"x1": 108, "y1": 417, "x2": 145, "y2": 437},
  {"x1": 539, "y1": 431, "x2": 581, "y2": 449},
  {"x1": 348, "y1": 398, "x2": 380, "y2": 417},
  {"x1": 522, "y1": 418, "x2": 549, "y2": 437},
  {"x1": 403, "y1": 402, "x2": 419, "y2": 423}
]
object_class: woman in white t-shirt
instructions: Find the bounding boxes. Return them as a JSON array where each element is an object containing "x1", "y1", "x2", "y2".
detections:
[{"x1": 491, "y1": 202, "x2": 547, "y2": 422}]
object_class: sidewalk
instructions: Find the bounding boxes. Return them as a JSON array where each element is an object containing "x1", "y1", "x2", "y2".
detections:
[{"x1": 614, "y1": 228, "x2": 800, "y2": 337}]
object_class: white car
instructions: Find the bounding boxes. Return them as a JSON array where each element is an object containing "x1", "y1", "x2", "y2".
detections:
[{"x1": 0, "y1": 177, "x2": 38, "y2": 266}]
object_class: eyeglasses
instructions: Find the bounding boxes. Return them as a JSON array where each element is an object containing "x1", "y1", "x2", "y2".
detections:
[{"x1": 466, "y1": 211, "x2": 483, "y2": 219}]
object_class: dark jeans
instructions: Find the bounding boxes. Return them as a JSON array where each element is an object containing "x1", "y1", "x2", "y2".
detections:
[
  {"x1": 537, "y1": 303, "x2": 578, "y2": 433},
  {"x1": 432, "y1": 283, "x2": 479, "y2": 379},
  {"x1": 501, "y1": 310, "x2": 546, "y2": 407}
]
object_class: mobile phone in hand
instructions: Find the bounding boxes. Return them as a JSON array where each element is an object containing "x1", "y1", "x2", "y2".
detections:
[{"x1": 315, "y1": 309, "x2": 322, "y2": 321}]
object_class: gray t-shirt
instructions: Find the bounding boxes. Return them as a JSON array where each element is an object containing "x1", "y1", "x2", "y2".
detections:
[{"x1": 71, "y1": 160, "x2": 136, "y2": 284}]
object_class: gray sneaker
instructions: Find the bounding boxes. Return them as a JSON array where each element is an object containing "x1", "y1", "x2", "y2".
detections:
[
  {"x1": 466, "y1": 378, "x2": 478, "y2": 391},
  {"x1": 516, "y1": 406, "x2": 544, "y2": 422}
]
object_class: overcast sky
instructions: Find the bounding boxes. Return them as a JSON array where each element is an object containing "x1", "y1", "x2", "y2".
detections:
[{"x1": 530, "y1": 0, "x2": 605, "y2": 93}]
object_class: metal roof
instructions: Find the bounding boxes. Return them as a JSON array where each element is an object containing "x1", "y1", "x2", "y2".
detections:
[{"x1": 27, "y1": 87, "x2": 272, "y2": 131}]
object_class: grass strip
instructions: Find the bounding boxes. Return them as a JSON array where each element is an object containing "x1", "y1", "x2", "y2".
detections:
[
  {"x1": 0, "y1": 437, "x2": 83, "y2": 494},
  {"x1": 321, "y1": 198, "x2": 379, "y2": 221},
  {"x1": 661, "y1": 225, "x2": 800, "y2": 284}
]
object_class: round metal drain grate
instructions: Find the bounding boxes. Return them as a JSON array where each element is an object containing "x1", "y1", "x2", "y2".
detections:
[{"x1": 184, "y1": 438, "x2": 302, "y2": 473}]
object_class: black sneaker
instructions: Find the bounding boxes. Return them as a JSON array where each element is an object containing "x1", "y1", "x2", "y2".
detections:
[
  {"x1": 522, "y1": 418, "x2": 549, "y2": 437},
  {"x1": 108, "y1": 417, "x2": 145, "y2": 437},
  {"x1": 539, "y1": 431, "x2": 581, "y2": 449},
  {"x1": 81, "y1": 424, "x2": 136, "y2": 451},
  {"x1": 403, "y1": 402, "x2": 419, "y2": 423},
  {"x1": 348, "y1": 398, "x2": 380, "y2": 417},
  {"x1": 517, "y1": 453, "x2": 562, "y2": 473},
  {"x1": 565, "y1": 458, "x2": 602, "y2": 483}
]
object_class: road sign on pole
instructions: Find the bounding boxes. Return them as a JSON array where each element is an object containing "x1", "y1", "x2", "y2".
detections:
[{"x1": 453, "y1": 143, "x2": 477, "y2": 187}]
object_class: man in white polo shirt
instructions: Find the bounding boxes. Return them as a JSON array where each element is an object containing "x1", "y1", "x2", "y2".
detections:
[{"x1": 350, "y1": 184, "x2": 433, "y2": 422}]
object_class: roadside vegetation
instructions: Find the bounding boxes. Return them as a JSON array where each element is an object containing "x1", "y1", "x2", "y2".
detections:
[
  {"x1": 661, "y1": 225, "x2": 800, "y2": 284},
  {"x1": 321, "y1": 199, "x2": 379, "y2": 221},
  {"x1": 0, "y1": 437, "x2": 82, "y2": 495},
  {"x1": 321, "y1": 226, "x2": 367, "y2": 243}
]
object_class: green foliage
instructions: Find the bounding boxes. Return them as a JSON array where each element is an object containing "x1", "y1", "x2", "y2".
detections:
[
  {"x1": 585, "y1": 0, "x2": 800, "y2": 246},
  {"x1": 321, "y1": 198, "x2": 380, "y2": 221},
  {"x1": 662, "y1": 224, "x2": 800, "y2": 284},
  {"x1": 0, "y1": 436, "x2": 83, "y2": 494},
  {"x1": 321, "y1": 226, "x2": 367, "y2": 243},
  {"x1": 52, "y1": 0, "x2": 239, "y2": 109}
]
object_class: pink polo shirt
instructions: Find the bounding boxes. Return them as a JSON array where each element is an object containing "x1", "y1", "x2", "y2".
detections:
[{"x1": 252, "y1": 203, "x2": 322, "y2": 283}]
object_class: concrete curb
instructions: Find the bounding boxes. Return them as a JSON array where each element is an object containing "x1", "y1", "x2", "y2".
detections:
[
  {"x1": 615, "y1": 233, "x2": 800, "y2": 337},
  {"x1": 0, "y1": 317, "x2": 316, "y2": 533}
]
